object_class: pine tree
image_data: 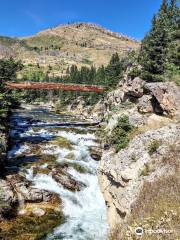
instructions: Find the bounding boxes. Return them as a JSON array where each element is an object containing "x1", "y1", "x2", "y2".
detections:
[
  {"x1": 140, "y1": 0, "x2": 171, "y2": 80},
  {"x1": 0, "y1": 58, "x2": 23, "y2": 112},
  {"x1": 69, "y1": 65, "x2": 80, "y2": 83},
  {"x1": 96, "y1": 65, "x2": 106, "y2": 85},
  {"x1": 168, "y1": 0, "x2": 180, "y2": 66},
  {"x1": 89, "y1": 66, "x2": 96, "y2": 84},
  {"x1": 161, "y1": 0, "x2": 168, "y2": 12},
  {"x1": 105, "y1": 53, "x2": 123, "y2": 87}
]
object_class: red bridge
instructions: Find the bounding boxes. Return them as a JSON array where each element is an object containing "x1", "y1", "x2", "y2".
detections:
[{"x1": 6, "y1": 82, "x2": 105, "y2": 93}]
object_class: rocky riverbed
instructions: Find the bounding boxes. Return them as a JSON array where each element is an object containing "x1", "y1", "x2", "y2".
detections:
[{"x1": 0, "y1": 105, "x2": 108, "y2": 240}]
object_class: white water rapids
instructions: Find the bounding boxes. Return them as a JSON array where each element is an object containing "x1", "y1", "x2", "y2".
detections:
[{"x1": 8, "y1": 106, "x2": 109, "y2": 240}]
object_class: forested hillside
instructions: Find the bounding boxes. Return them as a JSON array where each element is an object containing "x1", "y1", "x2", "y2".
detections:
[{"x1": 0, "y1": 23, "x2": 139, "y2": 78}]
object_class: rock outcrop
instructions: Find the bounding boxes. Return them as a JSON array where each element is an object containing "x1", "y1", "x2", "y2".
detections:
[
  {"x1": 87, "y1": 76, "x2": 180, "y2": 238},
  {"x1": 124, "y1": 77, "x2": 144, "y2": 98},
  {"x1": 88, "y1": 79, "x2": 180, "y2": 121},
  {"x1": 142, "y1": 82, "x2": 180, "y2": 117},
  {"x1": 99, "y1": 124, "x2": 180, "y2": 229},
  {"x1": 137, "y1": 95, "x2": 154, "y2": 113}
]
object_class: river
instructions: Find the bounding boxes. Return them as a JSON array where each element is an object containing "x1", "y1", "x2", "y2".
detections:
[{"x1": 7, "y1": 105, "x2": 108, "y2": 240}]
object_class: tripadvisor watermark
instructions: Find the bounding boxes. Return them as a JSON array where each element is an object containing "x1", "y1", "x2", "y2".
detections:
[{"x1": 135, "y1": 227, "x2": 174, "y2": 236}]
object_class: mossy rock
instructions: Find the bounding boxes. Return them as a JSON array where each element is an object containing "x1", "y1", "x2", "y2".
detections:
[
  {"x1": 51, "y1": 136, "x2": 73, "y2": 150},
  {"x1": 65, "y1": 153, "x2": 76, "y2": 160},
  {"x1": 24, "y1": 154, "x2": 57, "y2": 169},
  {"x1": 0, "y1": 208, "x2": 64, "y2": 240},
  {"x1": 33, "y1": 167, "x2": 50, "y2": 175},
  {"x1": 58, "y1": 162, "x2": 90, "y2": 174},
  {"x1": 39, "y1": 154, "x2": 57, "y2": 164}
]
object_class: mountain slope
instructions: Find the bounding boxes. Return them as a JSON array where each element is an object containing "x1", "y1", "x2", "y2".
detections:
[{"x1": 0, "y1": 23, "x2": 140, "y2": 77}]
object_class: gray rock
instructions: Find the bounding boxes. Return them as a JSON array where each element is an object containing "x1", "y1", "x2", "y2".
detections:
[
  {"x1": 125, "y1": 77, "x2": 144, "y2": 98},
  {"x1": 89, "y1": 146, "x2": 102, "y2": 161},
  {"x1": 51, "y1": 167, "x2": 85, "y2": 191},
  {"x1": 138, "y1": 95, "x2": 153, "y2": 113},
  {"x1": 0, "y1": 179, "x2": 18, "y2": 218},
  {"x1": 5, "y1": 174, "x2": 53, "y2": 203},
  {"x1": 99, "y1": 124, "x2": 180, "y2": 229},
  {"x1": 144, "y1": 82, "x2": 180, "y2": 116},
  {"x1": 32, "y1": 207, "x2": 45, "y2": 217},
  {"x1": 0, "y1": 179, "x2": 16, "y2": 204}
]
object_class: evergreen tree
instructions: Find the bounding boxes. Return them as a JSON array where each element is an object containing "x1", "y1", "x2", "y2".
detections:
[
  {"x1": 0, "y1": 58, "x2": 23, "y2": 113},
  {"x1": 105, "y1": 53, "x2": 123, "y2": 87},
  {"x1": 69, "y1": 65, "x2": 80, "y2": 83},
  {"x1": 89, "y1": 66, "x2": 96, "y2": 84},
  {"x1": 140, "y1": 0, "x2": 171, "y2": 80},
  {"x1": 168, "y1": 0, "x2": 180, "y2": 66},
  {"x1": 66, "y1": 67, "x2": 70, "y2": 74},
  {"x1": 161, "y1": 0, "x2": 168, "y2": 11},
  {"x1": 95, "y1": 65, "x2": 106, "y2": 85},
  {"x1": 0, "y1": 58, "x2": 23, "y2": 88},
  {"x1": 80, "y1": 66, "x2": 90, "y2": 83}
]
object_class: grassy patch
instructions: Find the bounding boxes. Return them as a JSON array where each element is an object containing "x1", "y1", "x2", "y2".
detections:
[
  {"x1": 148, "y1": 140, "x2": 161, "y2": 155},
  {"x1": 110, "y1": 174, "x2": 180, "y2": 240},
  {"x1": 140, "y1": 163, "x2": 150, "y2": 177},
  {"x1": 26, "y1": 35, "x2": 64, "y2": 49},
  {"x1": 161, "y1": 143, "x2": 180, "y2": 168},
  {"x1": 128, "y1": 174, "x2": 180, "y2": 240},
  {"x1": 111, "y1": 144, "x2": 180, "y2": 240},
  {"x1": 82, "y1": 58, "x2": 93, "y2": 65}
]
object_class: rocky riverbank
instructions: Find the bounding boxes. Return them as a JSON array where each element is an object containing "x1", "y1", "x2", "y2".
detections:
[
  {"x1": 1, "y1": 75, "x2": 179, "y2": 240},
  {"x1": 70, "y1": 75, "x2": 180, "y2": 239},
  {"x1": 0, "y1": 105, "x2": 108, "y2": 240},
  {"x1": 0, "y1": 108, "x2": 64, "y2": 239}
]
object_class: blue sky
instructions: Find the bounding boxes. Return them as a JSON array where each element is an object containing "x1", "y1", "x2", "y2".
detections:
[{"x1": 0, "y1": 0, "x2": 162, "y2": 40}]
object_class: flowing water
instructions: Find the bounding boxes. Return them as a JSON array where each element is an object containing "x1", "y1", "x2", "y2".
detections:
[{"x1": 8, "y1": 105, "x2": 108, "y2": 240}]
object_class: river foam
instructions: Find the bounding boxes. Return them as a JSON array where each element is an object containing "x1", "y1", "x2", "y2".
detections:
[{"x1": 8, "y1": 106, "x2": 109, "y2": 240}]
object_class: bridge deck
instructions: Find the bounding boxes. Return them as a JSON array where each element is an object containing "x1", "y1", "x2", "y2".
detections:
[{"x1": 6, "y1": 82, "x2": 105, "y2": 93}]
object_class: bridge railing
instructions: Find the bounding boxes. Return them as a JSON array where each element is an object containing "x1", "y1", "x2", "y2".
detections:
[{"x1": 6, "y1": 82, "x2": 105, "y2": 93}]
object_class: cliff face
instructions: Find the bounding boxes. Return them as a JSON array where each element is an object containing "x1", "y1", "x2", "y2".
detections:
[{"x1": 94, "y1": 77, "x2": 180, "y2": 239}]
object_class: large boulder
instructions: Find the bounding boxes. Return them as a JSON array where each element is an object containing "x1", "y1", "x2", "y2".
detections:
[
  {"x1": 5, "y1": 174, "x2": 53, "y2": 203},
  {"x1": 0, "y1": 179, "x2": 19, "y2": 218},
  {"x1": 51, "y1": 166, "x2": 85, "y2": 191},
  {"x1": 144, "y1": 82, "x2": 180, "y2": 117},
  {"x1": 124, "y1": 77, "x2": 144, "y2": 98}
]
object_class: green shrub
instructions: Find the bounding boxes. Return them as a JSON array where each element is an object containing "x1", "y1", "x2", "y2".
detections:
[
  {"x1": 164, "y1": 63, "x2": 180, "y2": 86},
  {"x1": 148, "y1": 140, "x2": 161, "y2": 155},
  {"x1": 128, "y1": 67, "x2": 142, "y2": 79},
  {"x1": 140, "y1": 71, "x2": 164, "y2": 82},
  {"x1": 107, "y1": 115, "x2": 134, "y2": 152},
  {"x1": 140, "y1": 163, "x2": 150, "y2": 176}
]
